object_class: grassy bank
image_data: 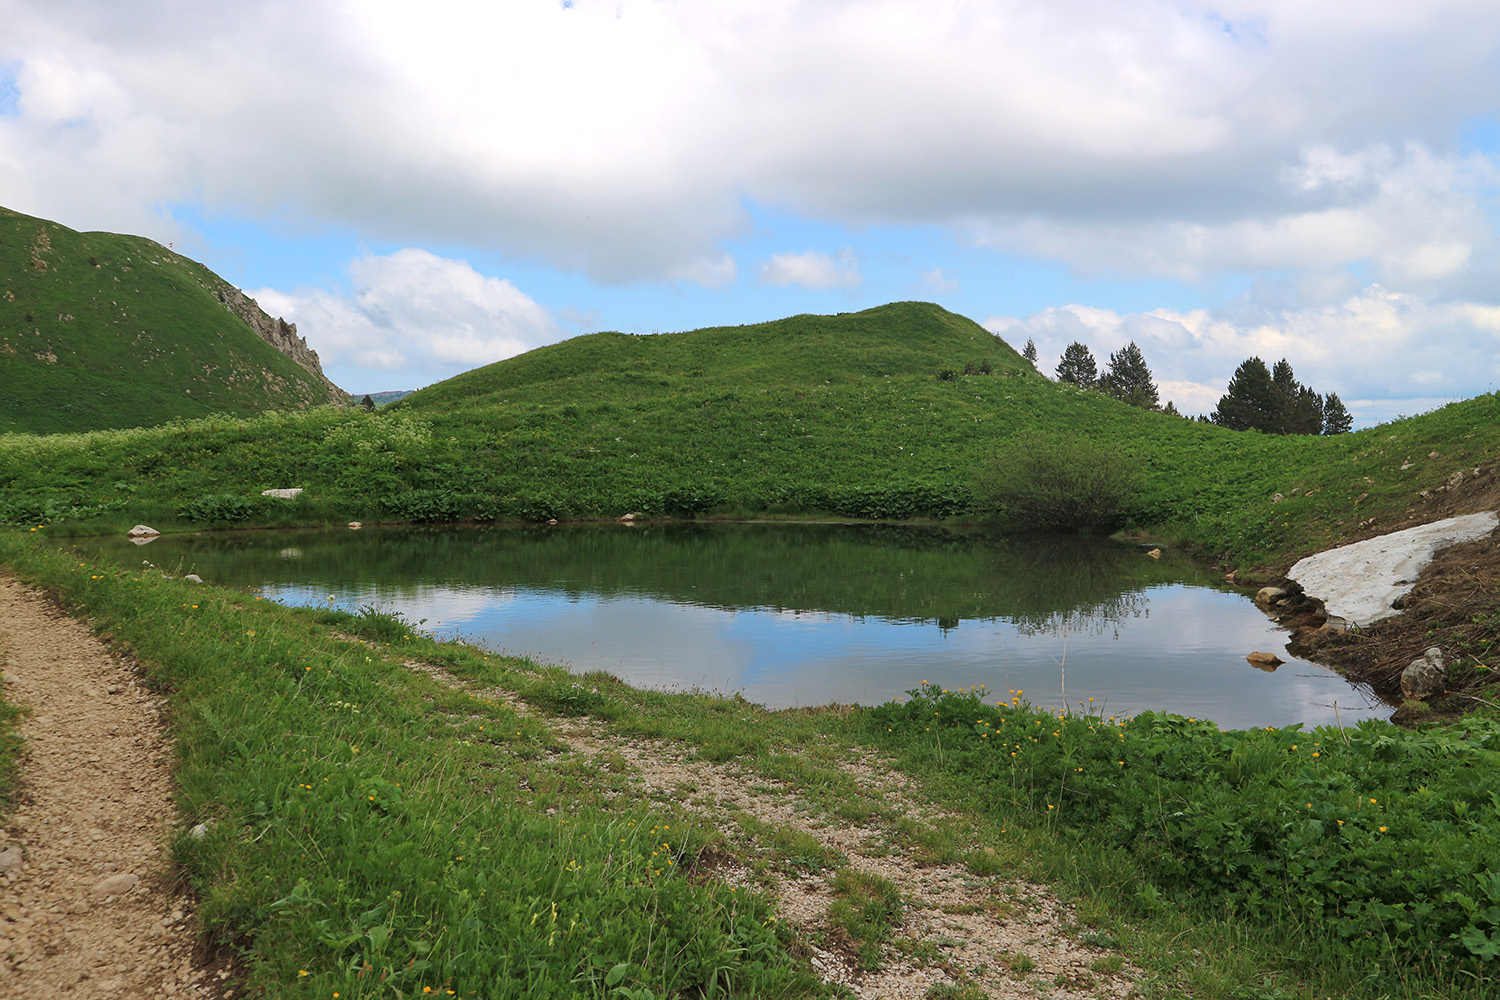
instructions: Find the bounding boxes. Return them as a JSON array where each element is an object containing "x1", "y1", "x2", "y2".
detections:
[
  {"x1": 2, "y1": 529, "x2": 1497, "y2": 997},
  {"x1": 2, "y1": 303, "x2": 1497, "y2": 575}
]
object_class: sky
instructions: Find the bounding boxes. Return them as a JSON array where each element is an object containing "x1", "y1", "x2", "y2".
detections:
[{"x1": 3, "y1": 1, "x2": 1500, "y2": 426}]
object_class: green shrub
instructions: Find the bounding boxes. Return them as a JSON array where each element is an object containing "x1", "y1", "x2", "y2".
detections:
[
  {"x1": 177, "y1": 493, "x2": 266, "y2": 524},
  {"x1": 971, "y1": 431, "x2": 1142, "y2": 532}
]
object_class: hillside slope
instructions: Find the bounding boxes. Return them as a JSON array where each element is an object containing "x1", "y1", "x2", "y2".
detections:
[
  {"x1": 406, "y1": 301, "x2": 1032, "y2": 413},
  {"x1": 0, "y1": 206, "x2": 347, "y2": 434}
]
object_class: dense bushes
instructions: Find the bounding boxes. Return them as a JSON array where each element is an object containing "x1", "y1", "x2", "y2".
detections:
[{"x1": 971, "y1": 432, "x2": 1142, "y2": 532}]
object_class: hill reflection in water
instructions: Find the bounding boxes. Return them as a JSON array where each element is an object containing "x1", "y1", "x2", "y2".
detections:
[{"x1": 87, "y1": 523, "x2": 1387, "y2": 728}]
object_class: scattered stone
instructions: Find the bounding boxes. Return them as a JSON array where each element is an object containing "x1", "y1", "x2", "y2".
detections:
[
  {"x1": 90, "y1": 873, "x2": 140, "y2": 899},
  {"x1": 1254, "y1": 586, "x2": 1286, "y2": 608},
  {"x1": 1246, "y1": 651, "x2": 1284, "y2": 671},
  {"x1": 0, "y1": 846, "x2": 22, "y2": 873},
  {"x1": 1401, "y1": 647, "x2": 1447, "y2": 700},
  {"x1": 347, "y1": 521, "x2": 362, "y2": 530},
  {"x1": 183, "y1": 574, "x2": 203, "y2": 584},
  {"x1": 125, "y1": 525, "x2": 159, "y2": 540},
  {"x1": 1271, "y1": 492, "x2": 1284, "y2": 503},
  {"x1": 1145, "y1": 548, "x2": 1161, "y2": 559},
  {"x1": 260, "y1": 488, "x2": 304, "y2": 499},
  {"x1": 188, "y1": 822, "x2": 213, "y2": 840}
]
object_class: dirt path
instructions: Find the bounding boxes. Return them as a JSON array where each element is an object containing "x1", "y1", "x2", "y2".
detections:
[
  {"x1": 0, "y1": 575, "x2": 209, "y2": 998},
  {"x1": 404, "y1": 660, "x2": 1136, "y2": 999}
]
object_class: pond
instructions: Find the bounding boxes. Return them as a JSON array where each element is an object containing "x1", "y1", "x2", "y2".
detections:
[{"x1": 77, "y1": 522, "x2": 1388, "y2": 728}]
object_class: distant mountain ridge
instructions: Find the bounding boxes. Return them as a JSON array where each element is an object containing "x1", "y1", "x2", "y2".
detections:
[{"x1": 0, "y1": 206, "x2": 347, "y2": 434}]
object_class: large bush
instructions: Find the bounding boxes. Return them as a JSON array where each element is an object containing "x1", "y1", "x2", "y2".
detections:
[{"x1": 971, "y1": 431, "x2": 1141, "y2": 532}]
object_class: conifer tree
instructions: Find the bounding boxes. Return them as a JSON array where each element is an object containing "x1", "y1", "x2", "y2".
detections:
[
  {"x1": 1022, "y1": 338, "x2": 1039, "y2": 366},
  {"x1": 1099, "y1": 341, "x2": 1159, "y2": 409},
  {"x1": 1055, "y1": 342, "x2": 1098, "y2": 387},
  {"x1": 1211, "y1": 357, "x2": 1276, "y2": 431},
  {"x1": 1291, "y1": 385, "x2": 1324, "y2": 435},
  {"x1": 1323, "y1": 392, "x2": 1353, "y2": 434}
]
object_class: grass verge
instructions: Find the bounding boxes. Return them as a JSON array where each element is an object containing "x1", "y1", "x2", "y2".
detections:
[{"x1": 3, "y1": 529, "x2": 1498, "y2": 998}]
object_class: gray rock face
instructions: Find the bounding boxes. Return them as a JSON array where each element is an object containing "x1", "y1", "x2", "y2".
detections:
[
  {"x1": 260, "y1": 488, "x2": 304, "y2": 499},
  {"x1": 213, "y1": 287, "x2": 347, "y2": 404},
  {"x1": 1401, "y1": 647, "x2": 1447, "y2": 700}
]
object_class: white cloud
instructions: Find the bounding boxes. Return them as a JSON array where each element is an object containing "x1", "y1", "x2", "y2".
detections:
[
  {"x1": 986, "y1": 285, "x2": 1500, "y2": 423},
  {"x1": 252, "y1": 249, "x2": 561, "y2": 388},
  {"x1": 919, "y1": 267, "x2": 959, "y2": 293},
  {"x1": 760, "y1": 248, "x2": 861, "y2": 289},
  {"x1": 4, "y1": 1, "x2": 1500, "y2": 287},
  {"x1": 666, "y1": 252, "x2": 738, "y2": 288}
]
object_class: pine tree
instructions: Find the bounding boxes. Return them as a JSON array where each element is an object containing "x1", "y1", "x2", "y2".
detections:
[
  {"x1": 1099, "y1": 341, "x2": 1159, "y2": 409},
  {"x1": 1292, "y1": 385, "x2": 1324, "y2": 435},
  {"x1": 1211, "y1": 357, "x2": 1276, "y2": 431},
  {"x1": 1323, "y1": 392, "x2": 1353, "y2": 434},
  {"x1": 1162, "y1": 400, "x2": 1181, "y2": 417},
  {"x1": 1022, "y1": 338, "x2": 1038, "y2": 365},
  {"x1": 1055, "y1": 342, "x2": 1098, "y2": 387}
]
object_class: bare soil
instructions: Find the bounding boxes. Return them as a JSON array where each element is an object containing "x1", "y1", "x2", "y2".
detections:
[{"x1": 0, "y1": 574, "x2": 212, "y2": 998}]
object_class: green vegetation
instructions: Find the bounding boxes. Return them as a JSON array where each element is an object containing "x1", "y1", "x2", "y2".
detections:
[
  {"x1": 826, "y1": 870, "x2": 903, "y2": 969},
  {"x1": 1211, "y1": 356, "x2": 1343, "y2": 436},
  {"x1": 0, "y1": 533, "x2": 831, "y2": 999},
  {"x1": 67, "y1": 522, "x2": 1214, "y2": 629},
  {"x1": 3, "y1": 523, "x2": 1499, "y2": 997},
  {"x1": 2, "y1": 300, "x2": 1495, "y2": 577},
  {"x1": 869, "y1": 682, "x2": 1500, "y2": 994},
  {"x1": 970, "y1": 431, "x2": 1143, "y2": 532},
  {"x1": 1097, "y1": 341, "x2": 1158, "y2": 410},
  {"x1": 0, "y1": 667, "x2": 22, "y2": 820},
  {"x1": 3, "y1": 298, "x2": 1500, "y2": 994},
  {"x1": 0, "y1": 206, "x2": 342, "y2": 434}
]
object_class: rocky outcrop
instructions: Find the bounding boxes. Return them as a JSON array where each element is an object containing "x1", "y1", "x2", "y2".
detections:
[{"x1": 213, "y1": 287, "x2": 348, "y2": 405}]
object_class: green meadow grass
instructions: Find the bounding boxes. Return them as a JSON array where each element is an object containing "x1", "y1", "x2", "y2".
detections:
[
  {"x1": 0, "y1": 206, "x2": 339, "y2": 434},
  {"x1": 3, "y1": 529, "x2": 1498, "y2": 998},
  {"x1": 1, "y1": 300, "x2": 1496, "y2": 578},
  {"x1": 2, "y1": 301, "x2": 1500, "y2": 993}
]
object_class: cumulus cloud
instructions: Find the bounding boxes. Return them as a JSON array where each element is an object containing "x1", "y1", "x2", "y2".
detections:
[
  {"x1": 986, "y1": 286, "x2": 1500, "y2": 424},
  {"x1": 251, "y1": 249, "x2": 561, "y2": 388},
  {"x1": 3, "y1": 0, "x2": 1500, "y2": 286},
  {"x1": 760, "y1": 248, "x2": 861, "y2": 289}
]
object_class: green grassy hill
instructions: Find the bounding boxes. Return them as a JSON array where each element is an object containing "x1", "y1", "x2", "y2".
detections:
[
  {"x1": 411, "y1": 301, "x2": 1031, "y2": 411},
  {"x1": 0, "y1": 206, "x2": 347, "y2": 434},
  {"x1": 0, "y1": 299, "x2": 1497, "y2": 574}
]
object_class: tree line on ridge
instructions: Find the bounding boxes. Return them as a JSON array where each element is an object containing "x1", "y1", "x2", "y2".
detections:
[{"x1": 1018, "y1": 337, "x2": 1352, "y2": 435}]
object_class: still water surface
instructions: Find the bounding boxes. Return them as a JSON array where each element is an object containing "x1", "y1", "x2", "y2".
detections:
[{"x1": 84, "y1": 523, "x2": 1386, "y2": 728}]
